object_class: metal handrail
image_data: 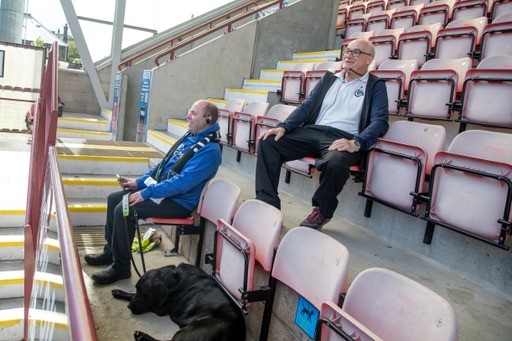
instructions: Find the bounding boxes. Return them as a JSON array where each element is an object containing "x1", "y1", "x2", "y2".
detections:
[
  {"x1": 154, "y1": 0, "x2": 285, "y2": 67},
  {"x1": 118, "y1": 1, "x2": 267, "y2": 70}
]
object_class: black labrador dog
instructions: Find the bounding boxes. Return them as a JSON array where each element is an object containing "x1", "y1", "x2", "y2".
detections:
[{"x1": 112, "y1": 263, "x2": 246, "y2": 341}]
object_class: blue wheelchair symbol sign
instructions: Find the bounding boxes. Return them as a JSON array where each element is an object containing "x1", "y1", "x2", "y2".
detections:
[{"x1": 295, "y1": 296, "x2": 319, "y2": 339}]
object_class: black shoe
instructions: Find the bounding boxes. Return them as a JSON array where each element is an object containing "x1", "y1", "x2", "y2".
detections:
[
  {"x1": 91, "y1": 266, "x2": 131, "y2": 285},
  {"x1": 300, "y1": 207, "x2": 330, "y2": 230},
  {"x1": 84, "y1": 252, "x2": 113, "y2": 266}
]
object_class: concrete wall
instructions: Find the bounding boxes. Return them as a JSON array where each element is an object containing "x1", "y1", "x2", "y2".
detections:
[
  {"x1": 58, "y1": 68, "x2": 109, "y2": 115},
  {"x1": 120, "y1": 0, "x2": 339, "y2": 141}
]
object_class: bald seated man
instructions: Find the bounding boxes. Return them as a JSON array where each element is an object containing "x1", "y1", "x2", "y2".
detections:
[
  {"x1": 85, "y1": 100, "x2": 222, "y2": 284},
  {"x1": 255, "y1": 39, "x2": 389, "y2": 230}
]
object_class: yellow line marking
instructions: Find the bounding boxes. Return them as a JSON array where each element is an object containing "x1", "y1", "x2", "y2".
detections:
[
  {"x1": 168, "y1": 119, "x2": 188, "y2": 128},
  {"x1": 58, "y1": 117, "x2": 109, "y2": 124},
  {"x1": 62, "y1": 178, "x2": 118, "y2": 186},
  {"x1": 57, "y1": 154, "x2": 149, "y2": 162},
  {"x1": 148, "y1": 130, "x2": 177, "y2": 145},
  {"x1": 278, "y1": 58, "x2": 329, "y2": 63},
  {"x1": 225, "y1": 88, "x2": 269, "y2": 95},
  {"x1": 0, "y1": 241, "x2": 24, "y2": 247},
  {"x1": 0, "y1": 209, "x2": 25, "y2": 215},
  {"x1": 294, "y1": 50, "x2": 340, "y2": 57},
  {"x1": 57, "y1": 128, "x2": 111, "y2": 136},
  {"x1": 0, "y1": 278, "x2": 23, "y2": 285},
  {"x1": 67, "y1": 204, "x2": 107, "y2": 213},
  {"x1": 56, "y1": 142, "x2": 154, "y2": 152},
  {"x1": 0, "y1": 319, "x2": 22, "y2": 328},
  {"x1": 244, "y1": 79, "x2": 281, "y2": 84}
]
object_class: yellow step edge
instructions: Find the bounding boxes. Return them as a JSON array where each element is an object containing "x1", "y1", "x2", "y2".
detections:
[
  {"x1": 28, "y1": 309, "x2": 68, "y2": 330},
  {"x1": 294, "y1": 50, "x2": 341, "y2": 57},
  {"x1": 44, "y1": 239, "x2": 60, "y2": 252},
  {"x1": 0, "y1": 278, "x2": 23, "y2": 285},
  {"x1": 225, "y1": 88, "x2": 269, "y2": 95},
  {"x1": 0, "y1": 318, "x2": 22, "y2": 328},
  {"x1": 262, "y1": 69, "x2": 285, "y2": 73},
  {"x1": 57, "y1": 128, "x2": 111, "y2": 136},
  {"x1": 148, "y1": 130, "x2": 177, "y2": 145},
  {"x1": 67, "y1": 204, "x2": 107, "y2": 213},
  {"x1": 58, "y1": 117, "x2": 109, "y2": 124},
  {"x1": 168, "y1": 118, "x2": 188, "y2": 129},
  {"x1": 0, "y1": 240, "x2": 24, "y2": 248},
  {"x1": 62, "y1": 177, "x2": 118, "y2": 186},
  {"x1": 278, "y1": 58, "x2": 329, "y2": 63},
  {"x1": 58, "y1": 154, "x2": 149, "y2": 163},
  {"x1": 56, "y1": 141, "x2": 154, "y2": 152},
  {"x1": 0, "y1": 209, "x2": 25, "y2": 215},
  {"x1": 208, "y1": 98, "x2": 227, "y2": 105},
  {"x1": 244, "y1": 79, "x2": 281, "y2": 84}
]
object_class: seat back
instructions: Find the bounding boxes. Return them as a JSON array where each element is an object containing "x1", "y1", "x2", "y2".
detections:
[
  {"x1": 364, "y1": 121, "x2": 446, "y2": 211},
  {"x1": 480, "y1": 21, "x2": 512, "y2": 59},
  {"x1": 459, "y1": 62, "x2": 512, "y2": 128},
  {"x1": 271, "y1": 227, "x2": 350, "y2": 309},
  {"x1": 435, "y1": 17, "x2": 487, "y2": 59},
  {"x1": 452, "y1": 0, "x2": 488, "y2": 20},
  {"x1": 343, "y1": 268, "x2": 457, "y2": 341},
  {"x1": 390, "y1": 4, "x2": 425, "y2": 31},
  {"x1": 370, "y1": 28, "x2": 405, "y2": 67},
  {"x1": 422, "y1": 57, "x2": 472, "y2": 92},
  {"x1": 418, "y1": 0, "x2": 456, "y2": 26},
  {"x1": 254, "y1": 104, "x2": 295, "y2": 154},
  {"x1": 231, "y1": 101, "x2": 269, "y2": 153},
  {"x1": 366, "y1": 9, "x2": 397, "y2": 32},
  {"x1": 397, "y1": 23, "x2": 442, "y2": 66},
  {"x1": 200, "y1": 179, "x2": 241, "y2": 230},
  {"x1": 429, "y1": 130, "x2": 512, "y2": 242},
  {"x1": 280, "y1": 70, "x2": 306, "y2": 104},
  {"x1": 218, "y1": 99, "x2": 247, "y2": 144},
  {"x1": 491, "y1": 0, "x2": 512, "y2": 20}
]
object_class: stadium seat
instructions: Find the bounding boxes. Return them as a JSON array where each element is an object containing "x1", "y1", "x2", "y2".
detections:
[
  {"x1": 218, "y1": 99, "x2": 246, "y2": 145},
  {"x1": 490, "y1": 0, "x2": 512, "y2": 21},
  {"x1": 370, "y1": 59, "x2": 418, "y2": 115},
  {"x1": 479, "y1": 16, "x2": 512, "y2": 60},
  {"x1": 279, "y1": 63, "x2": 317, "y2": 104},
  {"x1": 422, "y1": 130, "x2": 512, "y2": 250},
  {"x1": 303, "y1": 62, "x2": 342, "y2": 101},
  {"x1": 455, "y1": 55, "x2": 512, "y2": 131},
  {"x1": 369, "y1": 27, "x2": 405, "y2": 67},
  {"x1": 253, "y1": 104, "x2": 296, "y2": 154},
  {"x1": 348, "y1": 3, "x2": 367, "y2": 20},
  {"x1": 434, "y1": 16, "x2": 487, "y2": 59},
  {"x1": 316, "y1": 268, "x2": 458, "y2": 341},
  {"x1": 390, "y1": 4, "x2": 425, "y2": 31},
  {"x1": 418, "y1": 0, "x2": 457, "y2": 26},
  {"x1": 345, "y1": 13, "x2": 372, "y2": 38},
  {"x1": 259, "y1": 227, "x2": 350, "y2": 341},
  {"x1": 404, "y1": 57, "x2": 472, "y2": 120},
  {"x1": 145, "y1": 179, "x2": 240, "y2": 266},
  {"x1": 452, "y1": 0, "x2": 488, "y2": 20},
  {"x1": 366, "y1": 9, "x2": 397, "y2": 32},
  {"x1": 206, "y1": 199, "x2": 283, "y2": 313},
  {"x1": 387, "y1": 0, "x2": 409, "y2": 11},
  {"x1": 366, "y1": 0, "x2": 387, "y2": 14},
  {"x1": 396, "y1": 23, "x2": 443, "y2": 66},
  {"x1": 231, "y1": 101, "x2": 269, "y2": 154},
  {"x1": 336, "y1": 7, "x2": 349, "y2": 29},
  {"x1": 410, "y1": 0, "x2": 432, "y2": 6},
  {"x1": 360, "y1": 120, "x2": 446, "y2": 217}
]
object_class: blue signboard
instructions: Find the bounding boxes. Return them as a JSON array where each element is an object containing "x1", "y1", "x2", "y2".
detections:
[
  {"x1": 136, "y1": 70, "x2": 153, "y2": 142},
  {"x1": 295, "y1": 296, "x2": 319, "y2": 339},
  {"x1": 111, "y1": 72, "x2": 122, "y2": 140}
]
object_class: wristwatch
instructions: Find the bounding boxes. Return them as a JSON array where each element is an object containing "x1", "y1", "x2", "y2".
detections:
[{"x1": 352, "y1": 140, "x2": 361, "y2": 152}]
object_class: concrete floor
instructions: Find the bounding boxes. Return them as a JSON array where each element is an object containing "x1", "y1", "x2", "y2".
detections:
[{"x1": 2, "y1": 132, "x2": 511, "y2": 340}]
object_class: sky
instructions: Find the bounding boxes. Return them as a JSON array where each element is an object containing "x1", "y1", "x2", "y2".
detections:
[{"x1": 26, "y1": 0, "x2": 234, "y2": 60}]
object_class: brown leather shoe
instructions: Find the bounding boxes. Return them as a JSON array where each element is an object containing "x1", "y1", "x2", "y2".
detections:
[{"x1": 84, "y1": 252, "x2": 113, "y2": 266}]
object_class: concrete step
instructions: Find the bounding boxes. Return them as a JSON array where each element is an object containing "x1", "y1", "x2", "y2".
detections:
[
  {"x1": 242, "y1": 79, "x2": 281, "y2": 91},
  {"x1": 67, "y1": 198, "x2": 106, "y2": 227},
  {"x1": 292, "y1": 49, "x2": 340, "y2": 60},
  {"x1": 0, "y1": 260, "x2": 24, "y2": 271},
  {"x1": 56, "y1": 138, "x2": 162, "y2": 175},
  {"x1": 57, "y1": 112, "x2": 111, "y2": 132},
  {"x1": 259, "y1": 69, "x2": 285, "y2": 80},
  {"x1": 0, "y1": 235, "x2": 23, "y2": 261},
  {"x1": 275, "y1": 58, "x2": 330, "y2": 70},
  {"x1": 0, "y1": 306, "x2": 70, "y2": 340},
  {"x1": 57, "y1": 127, "x2": 114, "y2": 141},
  {"x1": 0, "y1": 209, "x2": 25, "y2": 228},
  {"x1": 0, "y1": 271, "x2": 64, "y2": 301},
  {"x1": 62, "y1": 174, "x2": 120, "y2": 199},
  {"x1": 167, "y1": 118, "x2": 188, "y2": 137},
  {"x1": 224, "y1": 88, "x2": 269, "y2": 103},
  {"x1": 146, "y1": 129, "x2": 177, "y2": 154},
  {"x1": 207, "y1": 98, "x2": 228, "y2": 109}
]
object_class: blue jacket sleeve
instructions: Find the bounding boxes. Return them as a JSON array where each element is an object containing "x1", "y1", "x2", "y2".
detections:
[
  {"x1": 139, "y1": 145, "x2": 221, "y2": 200},
  {"x1": 353, "y1": 81, "x2": 389, "y2": 151}
]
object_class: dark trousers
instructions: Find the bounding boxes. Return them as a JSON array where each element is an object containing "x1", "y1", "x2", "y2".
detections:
[
  {"x1": 255, "y1": 125, "x2": 361, "y2": 218},
  {"x1": 103, "y1": 190, "x2": 191, "y2": 270}
]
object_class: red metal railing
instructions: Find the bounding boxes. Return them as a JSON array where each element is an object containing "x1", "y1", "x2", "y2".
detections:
[
  {"x1": 118, "y1": 0, "x2": 285, "y2": 70},
  {"x1": 23, "y1": 42, "x2": 97, "y2": 340}
]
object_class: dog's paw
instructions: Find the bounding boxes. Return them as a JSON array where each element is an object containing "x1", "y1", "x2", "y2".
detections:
[
  {"x1": 134, "y1": 330, "x2": 156, "y2": 341},
  {"x1": 111, "y1": 289, "x2": 124, "y2": 299}
]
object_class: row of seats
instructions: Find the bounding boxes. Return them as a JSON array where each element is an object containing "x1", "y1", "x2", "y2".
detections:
[
  {"x1": 342, "y1": 12, "x2": 512, "y2": 66},
  {"x1": 372, "y1": 55, "x2": 512, "y2": 132},
  {"x1": 161, "y1": 178, "x2": 457, "y2": 340},
  {"x1": 338, "y1": 0, "x2": 511, "y2": 28}
]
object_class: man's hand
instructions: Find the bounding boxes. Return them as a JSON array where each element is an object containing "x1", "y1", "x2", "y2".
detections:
[
  {"x1": 259, "y1": 127, "x2": 286, "y2": 141},
  {"x1": 329, "y1": 138, "x2": 358, "y2": 153},
  {"x1": 117, "y1": 176, "x2": 137, "y2": 190},
  {"x1": 129, "y1": 191, "x2": 144, "y2": 206}
]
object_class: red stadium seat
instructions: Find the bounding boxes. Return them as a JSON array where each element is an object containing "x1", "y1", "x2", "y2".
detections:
[
  {"x1": 217, "y1": 99, "x2": 246, "y2": 145},
  {"x1": 423, "y1": 130, "x2": 512, "y2": 250},
  {"x1": 369, "y1": 27, "x2": 405, "y2": 67},
  {"x1": 279, "y1": 63, "x2": 316, "y2": 104},
  {"x1": 253, "y1": 104, "x2": 296, "y2": 154},
  {"x1": 479, "y1": 17, "x2": 512, "y2": 60},
  {"x1": 434, "y1": 16, "x2": 487, "y2": 59},
  {"x1": 390, "y1": 4, "x2": 425, "y2": 31},
  {"x1": 231, "y1": 101, "x2": 269, "y2": 154},
  {"x1": 396, "y1": 23, "x2": 443, "y2": 66},
  {"x1": 366, "y1": 9, "x2": 397, "y2": 32},
  {"x1": 452, "y1": 0, "x2": 488, "y2": 20},
  {"x1": 418, "y1": 0, "x2": 457, "y2": 26}
]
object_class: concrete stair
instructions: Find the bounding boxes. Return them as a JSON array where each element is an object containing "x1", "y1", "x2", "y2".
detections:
[{"x1": 57, "y1": 109, "x2": 114, "y2": 141}]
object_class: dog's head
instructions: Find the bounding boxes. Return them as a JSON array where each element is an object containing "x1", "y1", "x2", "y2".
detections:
[{"x1": 128, "y1": 265, "x2": 181, "y2": 314}]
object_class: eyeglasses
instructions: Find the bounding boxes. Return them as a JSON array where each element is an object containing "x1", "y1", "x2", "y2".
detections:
[{"x1": 343, "y1": 48, "x2": 372, "y2": 57}]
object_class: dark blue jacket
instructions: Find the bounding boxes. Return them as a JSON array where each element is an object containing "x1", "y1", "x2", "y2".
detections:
[
  {"x1": 135, "y1": 124, "x2": 222, "y2": 211},
  {"x1": 278, "y1": 71, "x2": 389, "y2": 152}
]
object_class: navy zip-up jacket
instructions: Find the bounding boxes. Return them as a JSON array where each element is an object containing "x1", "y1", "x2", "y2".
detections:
[{"x1": 278, "y1": 71, "x2": 389, "y2": 152}]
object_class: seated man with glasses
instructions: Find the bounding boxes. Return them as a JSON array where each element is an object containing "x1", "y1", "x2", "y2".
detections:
[{"x1": 255, "y1": 39, "x2": 388, "y2": 230}]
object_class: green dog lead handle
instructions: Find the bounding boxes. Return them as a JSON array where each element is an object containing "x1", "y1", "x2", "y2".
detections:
[{"x1": 122, "y1": 193, "x2": 130, "y2": 217}]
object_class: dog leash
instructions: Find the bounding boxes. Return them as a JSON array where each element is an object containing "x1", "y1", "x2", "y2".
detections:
[{"x1": 122, "y1": 193, "x2": 146, "y2": 277}]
